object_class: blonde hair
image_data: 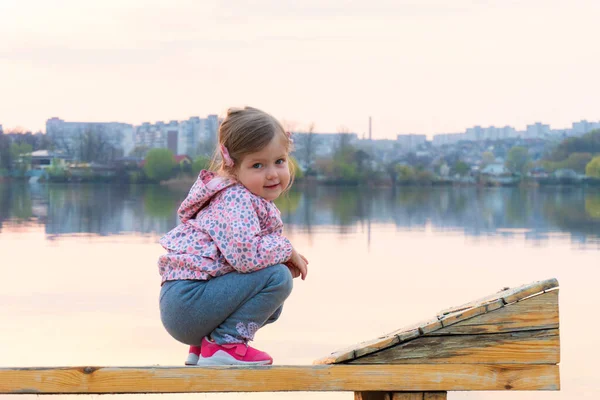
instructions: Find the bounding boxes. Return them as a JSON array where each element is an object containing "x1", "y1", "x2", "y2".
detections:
[{"x1": 210, "y1": 106, "x2": 295, "y2": 190}]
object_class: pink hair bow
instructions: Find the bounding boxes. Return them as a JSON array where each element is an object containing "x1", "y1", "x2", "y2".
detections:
[
  {"x1": 220, "y1": 144, "x2": 234, "y2": 167},
  {"x1": 286, "y1": 131, "x2": 293, "y2": 144}
]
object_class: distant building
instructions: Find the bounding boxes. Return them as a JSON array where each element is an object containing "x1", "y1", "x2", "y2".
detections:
[
  {"x1": 465, "y1": 126, "x2": 484, "y2": 141},
  {"x1": 177, "y1": 115, "x2": 219, "y2": 157},
  {"x1": 481, "y1": 163, "x2": 510, "y2": 176},
  {"x1": 46, "y1": 118, "x2": 134, "y2": 160},
  {"x1": 396, "y1": 134, "x2": 426, "y2": 151},
  {"x1": 134, "y1": 114, "x2": 219, "y2": 157},
  {"x1": 571, "y1": 120, "x2": 600, "y2": 136},
  {"x1": 432, "y1": 132, "x2": 465, "y2": 146},
  {"x1": 528, "y1": 167, "x2": 548, "y2": 178},
  {"x1": 526, "y1": 123, "x2": 551, "y2": 139},
  {"x1": 554, "y1": 168, "x2": 581, "y2": 179},
  {"x1": 292, "y1": 132, "x2": 359, "y2": 159},
  {"x1": 134, "y1": 120, "x2": 179, "y2": 154},
  {"x1": 30, "y1": 150, "x2": 69, "y2": 170}
]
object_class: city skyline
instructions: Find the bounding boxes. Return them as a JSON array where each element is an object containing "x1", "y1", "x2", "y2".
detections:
[
  {"x1": 1, "y1": 1, "x2": 599, "y2": 139},
  {"x1": 2, "y1": 114, "x2": 600, "y2": 139}
]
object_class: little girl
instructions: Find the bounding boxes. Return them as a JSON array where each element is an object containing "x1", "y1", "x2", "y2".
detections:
[{"x1": 158, "y1": 106, "x2": 308, "y2": 366}]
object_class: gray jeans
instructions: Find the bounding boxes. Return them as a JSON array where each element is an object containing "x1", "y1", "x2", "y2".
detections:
[{"x1": 159, "y1": 264, "x2": 293, "y2": 346}]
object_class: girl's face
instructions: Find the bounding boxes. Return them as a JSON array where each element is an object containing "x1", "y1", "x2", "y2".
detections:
[{"x1": 235, "y1": 135, "x2": 290, "y2": 201}]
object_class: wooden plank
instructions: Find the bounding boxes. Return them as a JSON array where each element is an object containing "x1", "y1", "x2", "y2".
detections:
[
  {"x1": 355, "y1": 392, "x2": 391, "y2": 400},
  {"x1": 438, "y1": 278, "x2": 558, "y2": 317},
  {"x1": 504, "y1": 285, "x2": 557, "y2": 305},
  {"x1": 350, "y1": 329, "x2": 559, "y2": 364},
  {"x1": 317, "y1": 330, "x2": 418, "y2": 365},
  {"x1": 356, "y1": 392, "x2": 446, "y2": 400},
  {"x1": 391, "y1": 393, "x2": 424, "y2": 400},
  {"x1": 0, "y1": 364, "x2": 560, "y2": 393},
  {"x1": 439, "y1": 304, "x2": 488, "y2": 328},
  {"x1": 353, "y1": 320, "x2": 438, "y2": 360},
  {"x1": 316, "y1": 279, "x2": 559, "y2": 365},
  {"x1": 424, "y1": 393, "x2": 447, "y2": 400},
  {"x1": 430, "y1": 291, "x2": 559, "y2": 335},
  {"x1": 354, "y1": 335, "x2": 401, "y2": 359}
]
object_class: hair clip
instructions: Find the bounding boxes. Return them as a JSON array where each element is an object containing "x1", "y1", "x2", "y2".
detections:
[
  {"x1": 286, "y1": 131, "x2": 294, "y2": 144},
  {"x1": 220, "y1": 144, "x2": 234, "y2": 167}
]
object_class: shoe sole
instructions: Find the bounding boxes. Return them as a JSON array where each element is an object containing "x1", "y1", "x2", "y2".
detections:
[
  {"x1": 196, "y1": 350, "x2": 272, "y2": 366},
  {"x1": 185, "y1": 353, "x2": 200, "y2": 366}
]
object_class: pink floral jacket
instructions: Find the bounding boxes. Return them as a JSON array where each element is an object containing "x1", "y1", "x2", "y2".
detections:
[{"x1": 158, "y1": 170, "x2": 293, "y2": 283}]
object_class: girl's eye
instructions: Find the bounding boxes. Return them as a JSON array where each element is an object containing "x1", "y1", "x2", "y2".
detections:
[
  {"x1": 252, "y1": 163, "x2": 263, "y2": 169},
  {"x1": 275, "y1": 158, "x2": 285, "y2": 165}
]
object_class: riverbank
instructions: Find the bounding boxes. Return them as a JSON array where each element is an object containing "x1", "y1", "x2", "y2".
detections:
[{"x1": 3, "y1": 175, "x2": 600, "y2": 189}]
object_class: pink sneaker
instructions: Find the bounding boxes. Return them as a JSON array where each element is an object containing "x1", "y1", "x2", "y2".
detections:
[
  {"x1": 196, "y1": 337, "x2": 273, "y2": 365},
  {"x1": 185, "y1": 345, "x2": 202, "y2": 365}
]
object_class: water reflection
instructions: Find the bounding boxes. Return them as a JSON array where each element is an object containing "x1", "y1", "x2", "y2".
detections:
[{"x1": 0, "y1": 182, "x2": 599, "y2": 246}]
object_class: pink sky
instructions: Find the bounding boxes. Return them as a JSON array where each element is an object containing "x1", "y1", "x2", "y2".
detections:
[{"x1": 1, "y1": 0, "x2": 599, "y2": 139}]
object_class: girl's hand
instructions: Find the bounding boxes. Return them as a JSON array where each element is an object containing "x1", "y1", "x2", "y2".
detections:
[
  {"x1": 288, "y1": 248, "x2": 308, "y2": 280},
  {"x1": 287, "y1": 265, "x2": 301, "y2": 279},
  {"x1": 299, "y1": 253, "x2": 309, "y2": 265}
]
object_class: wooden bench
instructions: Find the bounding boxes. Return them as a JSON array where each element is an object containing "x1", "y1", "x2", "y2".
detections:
[{"x1": 0, "y1": 278, "x2": 560, "y2": 399}]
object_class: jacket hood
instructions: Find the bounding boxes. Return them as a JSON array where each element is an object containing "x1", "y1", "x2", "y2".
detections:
[{"x1": 177, "y1": 170, "x2": 236, "y2": 223}]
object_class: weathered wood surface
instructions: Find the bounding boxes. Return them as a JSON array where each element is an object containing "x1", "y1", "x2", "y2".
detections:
[
  {"x1": 355, "y1": 392, "x2": 391, "y2": 400},
  {"x1": 349, "y1": 329, "x2": 559, "y2": 364},
  {"x1": 355, "y1": 394, "x2": 447, "y2": 400},
  {"x1": 422, "y1": 393, "x2": 447, "y2": 400},
  {"x1": 0, "y1": 364, "x2": 559, "y2": 394},
  {"x1": 431, "y1": 290, "x2": 559, "y2": 335},
  {"x1": 314, "y1": 278, "x2": 559, "y2": 365},
  {"x1": 438, "y1": 278, "x2": 558, "y2": 317}
]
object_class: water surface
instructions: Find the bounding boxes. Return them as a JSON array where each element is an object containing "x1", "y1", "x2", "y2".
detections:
[{"x1": 1, "y1": 183, "x2": 599, "y2": 399}]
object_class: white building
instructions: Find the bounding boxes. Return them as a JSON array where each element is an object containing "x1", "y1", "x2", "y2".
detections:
[
  {"x1": 480, "y1": 126, "x2": 518, "y2": 140},
  {"x1": 396, "y1": 134, "x2": 427, "y2": 151},
  {"x1": 177, "y1": 115, "x2": 219, "y2": 157},
  {"x1": 432, "y1": 132, "x2": 466, "y2": 147},
  {"x1": 292, "y1": 132, "x2": 359, "y2": 159},
  {"x1": 134, "y1": 114, "x2": 219, "y2": 157},
  {"x1": 481, "y1": 163, "x2": 510, "y2": 176},
  {"x1": 526, "y1": 122, "x2": 551, "y2": 139},
  {"x1": 134, "y1": 120, "x2": 180, "y2": 155},
  {"x1": 433, "y1": 123, "x2": 543, "y2": 146},
  {"x1": 46, "y1": 118, "x2": 134, "y2": 160},
  {"x1": 571, "y1": 120, "x2": 600, "y2": 136},
  {"x1": 465, "y1": 126, "x2": 485, "y2": 141}
]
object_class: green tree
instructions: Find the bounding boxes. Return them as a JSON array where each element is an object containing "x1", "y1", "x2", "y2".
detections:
[
  {"x1": 10, "y1": 142, "x2": 32, "y2": 174},
  {"x1": 546, "y1": 129, "x2": 600, "y2": 162},
  {"x1": 289, "y1": 156, "x2": 304, "y2": 180},
  {"x1": 0, "y1": 134, "x2": 11, "y2": 170},
  {"x1": 78, "y1": 128, "x2": 118, "y2": 163},
  {"x1": 294, "y1": 122, "x2": 320, "y2": 174},
  {"x1": 47, "y1": 158, "x2": 68, "y2": 182},
  {"x1": 585, "y1": 193, "x2": 600, "y2": 220},
  {"x1": 481, "y1": 151, "x2": 495, "y2": 167},
  {"x1": 562, "y1": 153, "x2": 594, "y2": 173},
  {"x1": 453, "y1": 161, "x2": 470, "y2": 176},
  {"x1": 333, "y1": 159, "x2": 358, "y2": 181},
  {"x1": 395, "y1": 164, "x2": 415, "y2": 182},
  {"x1": 542, "y1": 152, "x2": 594, "y2": 173},
  {"x1": 586, "y1": 156, "x2": 600, "y2": 178},
  {"x1": 415, "y1": 169, "x2": 435, "y2": 184},
  {"x1": 130, "y1": 145, "x2": 150, "y2": 159},
  {"x1": 144, "y1": 148, "x2": 176, "y2": 182},
  {"x1": 192, "y1": 155, "x2": 212, "y2": 175},
  {"x1": 506, "y1": 146, "x2": 530, "y2": 174}
]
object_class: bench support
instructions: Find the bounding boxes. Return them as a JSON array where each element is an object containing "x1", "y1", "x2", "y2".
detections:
[{"x1": 355, "y1": 392, "x2": 447, "y2": 400}]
